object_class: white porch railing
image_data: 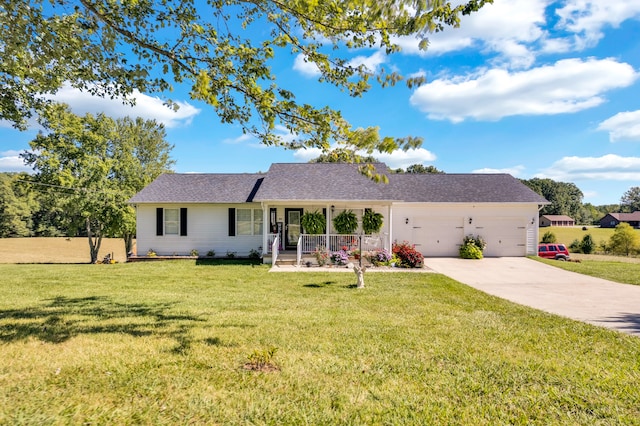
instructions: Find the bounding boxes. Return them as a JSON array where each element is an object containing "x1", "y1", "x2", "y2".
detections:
[
  {"x1": 267, "y1": 233, "x2": 279, "y2": 253},
  {"x1": 298, "y1": 234, "x2": 383, "y2": 255},
  {"x1": 271, "y1": 236, "x2": 279, "y2": 266},
  {"x1": 297, "y1": 235, "x2": 302, "y2": 266}
]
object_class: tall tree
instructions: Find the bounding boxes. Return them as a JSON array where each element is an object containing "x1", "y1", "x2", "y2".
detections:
[
  {"x1": 0, "y1": 173, "x2": 34, "y2": 237},
  {"x1": 392, "y1": 164, "x2": 445, "y2": 174},
  {"x1": 521, "y1": 178, "x2": 584, "y2": 220},
  {"x1": 2, "y1": 0, "x2": 491, "y2": 162},
  {"x1": 621, "y1": 187, "x2": 640, "y2": 213},
  {"x1": 21, "y1": 104, "x2": 173, "y2": 263}
]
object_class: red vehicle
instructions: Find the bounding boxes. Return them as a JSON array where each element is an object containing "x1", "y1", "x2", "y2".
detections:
[{"x1": 538, "y1": 243, "x2": 570, "y2": 261}]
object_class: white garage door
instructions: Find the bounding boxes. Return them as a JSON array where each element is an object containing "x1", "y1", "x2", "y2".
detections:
[
  {"x1": 411, "y1": 216, "x2": 464, "y2": 257},
  {"x1": 473, "y1": 218, "x2": 526, "y2": 257}
]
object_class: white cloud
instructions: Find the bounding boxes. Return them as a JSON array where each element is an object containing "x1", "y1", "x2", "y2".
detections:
[
  {"x1": 348, "y1": 51, "x2": 387, "y2": 73},
  {"x1": 555, "y1": 0, "x2": 640, "y2": 49},
  {"x1": 0, "y1": 150, "x2": 30, "y2": 172},
  {"x1": 409, "y1": 58, "x2": 638, "y2": 122},
  {"x1": 292, "y1": 146, "x2": 436, "y2": 169},
  {"x1": 537, "y1": 154, "x2": 640, "y2": 181},
  {"x1": 51, "y1": 85, "x2": 200, "y2": 128},
  {"x1": 597, "y1": 110, "x2": 640, "y2": 142},
  {"x1": 392, "y1": 0, "x2": 548, "y2": 68},
  {"x1": 472, "y1": 165, "x2": 525, "y2": 176},
  {"x1": 293, "y1": 54, "x2": 322, "y2": 77}
]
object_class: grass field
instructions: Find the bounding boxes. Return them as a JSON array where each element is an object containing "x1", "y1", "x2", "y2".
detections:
[
  {"x1": 541, "y1": 226, "x2": 640, "y2": 254},
  {"x1": 0, "y1": 237, "x2": 129, "y2": 263},
  {"x1": 1, "y1": 261, "x2": 639, "y2": 424}
]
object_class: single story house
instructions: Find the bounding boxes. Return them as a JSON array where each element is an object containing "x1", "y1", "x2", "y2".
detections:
[
  {"x1": 539, "y1": 215, "x2": 575, "y2": 227},
  {"x1": 599, "y1": 211, "x2": 640, "y2": 228},
  {"x1": 128, "y1": 162, "x2": 549, "y2": 262}
]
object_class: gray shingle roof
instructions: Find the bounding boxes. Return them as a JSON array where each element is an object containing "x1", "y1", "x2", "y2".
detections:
[
  {"x1": 129, "y1": 163, "x2": 549, "y2": 204},
  {"x1": 128, "y1": 173, "x2": 266, "y2": 203},
  {"x1": 386, "y1": 173, "x2": 550, "y2": 203},
  {"x1": 254, "y1": 163, "x2": 395, "y2": 202}
]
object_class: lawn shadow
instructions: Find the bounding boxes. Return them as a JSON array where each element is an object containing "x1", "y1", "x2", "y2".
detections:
[
  {"x1": 303, "y1": 281, "x2": 337, "y2": 288},
  {"x1": 0, "y1": 296, "x2": 205, "y2": 349},
  {"x1": 599, "y1": 312, "x2": 640, "y2": 336},
  {"x1": 195, "y1": 258, "x2": 263, "y2": 266}
]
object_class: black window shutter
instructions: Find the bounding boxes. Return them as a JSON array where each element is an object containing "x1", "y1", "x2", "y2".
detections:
[
  {"x1": 228, "y1": 208, "x2": 236, "y2": 236},
  {"x1": 156, "y1": 208, "x2": 163, "y2": 236},
  {"x1": 180, "y1": 208, "x2": 188, "y2": 236}
]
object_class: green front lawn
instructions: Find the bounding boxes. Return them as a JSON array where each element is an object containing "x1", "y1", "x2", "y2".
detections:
[
  {"x1": 1, "y1": 261, "x2": 639, "y2": 424},
  {"x1": 535, "y1": 257, "x2": 640, "y2": 286}
]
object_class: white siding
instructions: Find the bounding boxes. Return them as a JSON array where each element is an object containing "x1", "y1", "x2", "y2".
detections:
[
  {"x1": 135, "y1": 204, "x2": 262, "y2": 256},
  {"x1": 392, "y1": 203, "x2": 539, "y2": 257}
]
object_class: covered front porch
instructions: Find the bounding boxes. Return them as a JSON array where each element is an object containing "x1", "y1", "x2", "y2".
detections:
[{"x1": 260, "y1": 203, "x2": 391, "y2": 265}]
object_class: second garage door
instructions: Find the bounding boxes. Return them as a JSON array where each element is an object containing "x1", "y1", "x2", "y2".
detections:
[{"x1": 473, "y1": 218, "x2": 527, "y2": 257}]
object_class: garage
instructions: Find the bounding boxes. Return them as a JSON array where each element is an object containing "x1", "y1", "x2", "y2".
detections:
[
  {"x1": 411, "y1": 216, "x2": 465, "y2": 257},
  {"x1": 472, "y1": 217, "x2": 527, "y2": 257}
]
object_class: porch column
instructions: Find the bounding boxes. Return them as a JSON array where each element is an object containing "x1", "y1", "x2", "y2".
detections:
[
  {"x1": 262, "y1": 203, "x2": 269, "y2": 255},
  {"x1": 326, "y1": 204, "x2": 331, "y2": 251},
  {"x1": 387, "y1": 204, "x2": 393, "y2": 251}
]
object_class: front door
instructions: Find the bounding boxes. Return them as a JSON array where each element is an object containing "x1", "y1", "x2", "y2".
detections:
[{"x1": 285, "y1": 208, "x2": 303, "y2": 249}]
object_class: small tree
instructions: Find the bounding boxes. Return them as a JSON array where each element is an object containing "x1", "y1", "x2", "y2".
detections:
[
  {"x1": 580, "y1": 234, "x2": 595, "y2": 254},
  {"x1": 608, "y1": 223, "x2": 640, "y2": 256},
  {"x1": 540, "y1": 231, "x2": 557, "y2": 243}
]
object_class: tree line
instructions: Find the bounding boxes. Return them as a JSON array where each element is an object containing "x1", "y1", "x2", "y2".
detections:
[
  {"x1": 0, "y1": 105, "x2": 174, "y2": 262},
  {"x1": 519, "y1": 178, "x2": 640, "y2": 225}
]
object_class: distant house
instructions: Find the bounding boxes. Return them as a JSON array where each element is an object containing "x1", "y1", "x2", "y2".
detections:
[
  {"x1": 540, "y1": 215, "x2": 575, "y2": 227},
  {"x1": 129, "y1": 162, "x2": 549, "y2": 261},
  {"x1": 599, "y1": 211, "x2": 640, "y2": 229}
]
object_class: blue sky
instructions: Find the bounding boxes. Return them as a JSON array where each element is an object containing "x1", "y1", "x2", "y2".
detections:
[{"x1": 1, "y1": 0, "x2": 639, "y2": 206}]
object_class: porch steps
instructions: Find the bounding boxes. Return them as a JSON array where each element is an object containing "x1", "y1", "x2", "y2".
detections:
[{"x1": 274, "y1": 253, "x2": 299, "y2": 267}]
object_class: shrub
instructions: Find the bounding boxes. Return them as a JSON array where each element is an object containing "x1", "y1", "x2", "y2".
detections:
[
  {"x1": 248, "y1": 248, "x2": 261, "y2": 259},
  {"x1": 392, "y1": 241, "x2": 424, "y2": 268},
  {"x1": 190, "y1": 249, "x2": 199, "y2": 257},
  {"x1": 580, "y1": 234, "x2": 595, "y2": 254},
  {"x1": 206, "y1": 250, "x2": 215, "y2": 257},
  {"x1": 582, "y1": 226, "x2": 588, "y2": 231},
  {"x1": 541, "y1": 231, "x2": 557, "y2": 243},
  {"x1": 147, "y1": 248, "x2": 157, "y2": 257},
  {"x1": 226, "y1": 251, "x2": 236, "y2": 259},
  {"x1": 313, "y1": 246, "x2": 330, "y2": 266},
  {"x1": 459, "y1": 244, "x2": 483, "y2": 259},
  {"x1": 459, "y1": 235, "x2": 486, "y2": 259},
  {"x1": 568, "y1": 239, "x2": 580, "y2": 253}
]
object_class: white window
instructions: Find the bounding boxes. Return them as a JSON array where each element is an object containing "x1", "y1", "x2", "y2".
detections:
[
  {"x1": 165, "y1": 208, "x2": 179, "y2": 235},
  {"x1": 237, "y1": 208, "x2": 263, "y2": 236}
]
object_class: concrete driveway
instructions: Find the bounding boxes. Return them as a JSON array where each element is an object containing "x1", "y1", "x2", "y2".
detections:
[{"x1": 426, "y1": 257, "x2": 640, "y2": 337}]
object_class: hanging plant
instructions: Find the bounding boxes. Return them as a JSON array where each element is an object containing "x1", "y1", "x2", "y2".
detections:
[
  {"x1": 332, "y1": 210, "x2": 358, "y2": 234},
  {"x1": 301, "y1": 210, "x2": 326, "y2": 234},
  {"x1": 362, "y1": 209, "x2": 383, "y2": 234}
]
